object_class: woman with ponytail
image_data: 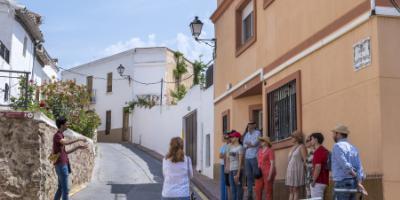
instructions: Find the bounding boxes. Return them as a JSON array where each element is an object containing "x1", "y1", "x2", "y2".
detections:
[{"x1": 162, "y1": 137, "x2": 193, "y2": 200}]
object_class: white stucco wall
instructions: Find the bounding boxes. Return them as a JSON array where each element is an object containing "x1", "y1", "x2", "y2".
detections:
[
  {"x1": 62, "y1": 48, "x2": 170, "y2": 134},
  {"x1": 0, "y1": 1, "x2": 58, "y2": 107},
  {"x1": 132, "y1": 85, "x2": 214, "y2": 178}
]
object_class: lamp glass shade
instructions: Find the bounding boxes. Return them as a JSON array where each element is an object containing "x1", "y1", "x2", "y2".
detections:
[
  {"x1": 190, "y1": 16, "x2": 203, "y2": 38},
  {"x1": 117, "y1": 64, "x2": 125, "y2": 76}
]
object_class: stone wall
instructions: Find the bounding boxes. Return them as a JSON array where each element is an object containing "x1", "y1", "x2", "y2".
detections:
[{"x1": 0, "y1": 112, "x2": 95, "y2": 200}]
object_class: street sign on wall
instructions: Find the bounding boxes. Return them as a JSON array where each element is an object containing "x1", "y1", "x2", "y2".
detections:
[{"x1": 353, "y1": 37, "x2": 371, "y2": 71}]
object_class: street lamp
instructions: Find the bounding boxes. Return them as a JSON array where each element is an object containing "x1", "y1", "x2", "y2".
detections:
[
  {"x1": 117, "y1": 64, "x2": 132, "y2": 84},
  {"x1": 189, "y1": 16, "x2": 216, "y2": 48}
]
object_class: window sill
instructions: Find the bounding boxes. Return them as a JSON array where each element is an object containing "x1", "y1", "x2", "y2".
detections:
[
  {"x1": 271, "y1": 138, "x2": 294, "y2": 150},
  {"x1": 235, "y1": 36, "x2": 256, "y2": 57}
]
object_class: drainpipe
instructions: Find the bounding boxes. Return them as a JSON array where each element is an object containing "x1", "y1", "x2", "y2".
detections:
[{"x1": 370, "y1": 0, "x2": 376, "y2": 15}]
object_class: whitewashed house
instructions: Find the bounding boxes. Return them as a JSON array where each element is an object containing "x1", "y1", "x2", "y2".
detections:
[
  {"x1": 133, "y1": 65, "x2": 215, "y2": 178},
  {"x1": 62, "y1": 47, "x2": 193, "y2": 143},
  {"x1": 0, "y1": 0, "x2": 59, "y2": 107}
]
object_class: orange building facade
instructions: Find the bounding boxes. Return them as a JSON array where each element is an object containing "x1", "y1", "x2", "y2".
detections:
[{"x1": 211, "y1": 0, "x2": 400, "y2": 199}]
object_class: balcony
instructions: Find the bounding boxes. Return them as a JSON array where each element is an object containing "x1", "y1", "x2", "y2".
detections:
[{"x1": 89, "y1": 89, "x2": 96, "y2": 104}]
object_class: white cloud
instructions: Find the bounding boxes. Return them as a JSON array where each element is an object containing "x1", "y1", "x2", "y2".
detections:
[
  {"x1": 102, "y1": 34, "x2": 156, "y2": 56},
  {"x1": 101, "y1": 33, "x2": 213, "y2": 63}
]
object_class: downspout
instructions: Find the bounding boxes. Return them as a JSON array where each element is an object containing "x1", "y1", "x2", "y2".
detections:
[{"x1": 370, "y1": 0, "x2": 376, "y2": 15}]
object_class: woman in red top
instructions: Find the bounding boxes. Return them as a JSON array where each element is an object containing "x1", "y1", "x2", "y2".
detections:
[{"x1": 255, "y1": 136, "x2": 276, "y2": 200}]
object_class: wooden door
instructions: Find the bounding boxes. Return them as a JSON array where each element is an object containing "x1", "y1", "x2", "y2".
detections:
[
  {"x1": 184, "y1": 111, "x2": 197, "y2": 166},
  {"x1": 122, "y1": 109, "x2": 130, "y2": 142}
]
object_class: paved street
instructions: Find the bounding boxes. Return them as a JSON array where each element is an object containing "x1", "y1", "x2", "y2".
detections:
[{"x1": 72, "y1": 143, "x2": 164, "y2": 200}]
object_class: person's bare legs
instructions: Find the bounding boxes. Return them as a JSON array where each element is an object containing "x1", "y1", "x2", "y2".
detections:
[
  {"x1": 288, "y1": 187, "x2": 294, "y2": 200},
  {"x1": 227, "y1": 187, "x2": 231, "y2": 200},
  {"x1": 293, "y1": 187, "x2": 299, "y2": 200}
]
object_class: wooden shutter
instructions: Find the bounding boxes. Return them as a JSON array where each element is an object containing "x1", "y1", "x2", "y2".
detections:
[
  {"x1": 107, "y1": 73, "x2": 112, "y2": 92},
  {"x1": 87, "y1": 76, "x2": 93, "y2": 92}
]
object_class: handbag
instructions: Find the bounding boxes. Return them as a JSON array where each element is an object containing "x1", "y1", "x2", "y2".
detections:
[
  {"x1": 48, "y1": 153, "x2": 60, "y2": 165},
  {"x1": 254, "y1": 167, "x2": 263, "y2": 179},
  {"x1": 186, "y1": 156, "x2": 196, "y2": 200}
]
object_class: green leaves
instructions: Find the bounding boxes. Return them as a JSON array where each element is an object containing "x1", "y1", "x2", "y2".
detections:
[
  {"x1": 193, "y1": 60, "x2": 206, "y2": 86},
  {"x1": 11, "y1": 79, "x2": 100, "y2": 139},
  {"x1": 125, "y1": 95, "x2": 160, "y2": 112}
]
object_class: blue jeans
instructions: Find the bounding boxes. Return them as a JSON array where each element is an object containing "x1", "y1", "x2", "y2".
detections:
[
  {"x1": 333, "y1": 178, "x2": 357, "y2": 200},
  {"x1": 54, "y1": 164, "x2": 69, "y2": 200},
  {"x1": 220, "y1": 164, "x2": 227, "y2": 200},
  {"x1": 229, "y1": 170, "x2": 243, "y2": 200},
  {"x1": 245, "y1": 158, "x2": 258, "y2": 198}
]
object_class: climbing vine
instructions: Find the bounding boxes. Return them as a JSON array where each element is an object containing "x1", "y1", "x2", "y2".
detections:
[
  {"x1": 124, "y1": 95, "x2": 160, "y2": 113},
  {"x1": 170, "y1": 51, "x2": 188, "y2": 104},
  {"x1": 192, "y1": 60, "x2": 206, "y2": 86}
]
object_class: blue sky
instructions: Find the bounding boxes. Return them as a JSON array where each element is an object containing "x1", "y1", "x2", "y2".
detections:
[{"x1": 17, "y1": 0, "x2": 216, "y2": 68}]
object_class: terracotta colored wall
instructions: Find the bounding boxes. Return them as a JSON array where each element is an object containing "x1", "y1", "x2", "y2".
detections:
[
  {"x1": 377, "y1": 16, "x2": 400, "y2": 200},
  {"x1": 213, "y1": 0, "x2": 367, "y2": 97},
  {"x1": 263, "y1": 17, "x2": 381, "y2": 180}
]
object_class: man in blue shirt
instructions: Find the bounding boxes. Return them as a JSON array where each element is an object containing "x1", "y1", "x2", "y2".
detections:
[
  {"x1": 243, "y1": 122, "x2": 261, "y2": 200},
  {"x1": 331, "y1": 124, "x2": 368, "y2": 199}
]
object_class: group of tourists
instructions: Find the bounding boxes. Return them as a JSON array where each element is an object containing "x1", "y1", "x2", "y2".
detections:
[{"x1": 219, "y1": 122, "x2": 368, "y2": 200}]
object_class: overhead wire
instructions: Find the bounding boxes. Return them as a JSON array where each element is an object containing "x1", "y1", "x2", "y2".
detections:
[{"x1": 58, "y1": 66, "x2": 195, "y2": 85}]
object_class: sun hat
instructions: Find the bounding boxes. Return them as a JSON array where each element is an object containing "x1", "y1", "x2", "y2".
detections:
[
  {"x1": 332, "y1": 124, "x2": 350, "y2": 135},
  {"x1": 229, "y1": 131, "x2": 241, "y2": 138},
  {"x1": 258, "y1": 135, "x2": 272, "y2": 145}
]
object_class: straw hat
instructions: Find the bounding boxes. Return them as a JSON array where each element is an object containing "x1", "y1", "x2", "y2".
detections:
[
  {"x1": 332, "y1": 124, "x2": 350, "y2": 135},
  {"x1": 258, "y1": 135, "x2": 272, "y2": 146}
]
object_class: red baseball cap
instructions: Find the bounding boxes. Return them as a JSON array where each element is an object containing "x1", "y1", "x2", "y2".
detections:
[{"x1": 229, "y1": 131, "x2": 241, "y2": 138}]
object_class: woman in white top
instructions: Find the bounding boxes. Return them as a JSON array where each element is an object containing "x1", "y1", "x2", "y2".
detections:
[{"x1": 162, "y1": 137, "x2": 193, "y2": 200}]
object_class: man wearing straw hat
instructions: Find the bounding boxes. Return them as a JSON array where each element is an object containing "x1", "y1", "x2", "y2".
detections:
[{"x1": 331, "y1": 124, "x2": 368, "y2": 199}]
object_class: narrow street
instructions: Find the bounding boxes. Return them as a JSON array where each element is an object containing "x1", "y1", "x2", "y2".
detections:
[{"x1": 72, "y1": 143, "x2": 164, "y2": 200}]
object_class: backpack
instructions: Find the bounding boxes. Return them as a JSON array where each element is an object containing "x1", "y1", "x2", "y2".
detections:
[{"x1": 325, "y1": 150, "x2": 332, "y2": 171}]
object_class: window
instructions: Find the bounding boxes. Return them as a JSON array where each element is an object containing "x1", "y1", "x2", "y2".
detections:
[
  {"x1": 87, "y1": 76, "x2": 93, "y2": 92},
  {"x1": 242, "y1": 8, "x2": 254, "y2": 44},
  {"x1": 4, "y1": 83, "x2": 9, "y2": 102},
  {"x1": 222, "y1": 110, "x2": 230, "y2": 134},
  {"x1": 236, "y1": 0, "x2": 256, "y2": 55},
  {"x1": 106, "y1": 110, "x2": 111, "y2": 135},
  {"x1": 106, "y1": 72, "x2": 112, "y2": 93},
  {"x1": 267, "y1": 75, "x2": 300, "y2": 142},
  {"x1": 23, "y1": 36, "x2": 28, "y2": 57},
  {"x1": 206, "y1": 134, "x2": 211, "y2": 167},
  {"x1": 0, "y1": 40, "x2": 10, "y2": 64}
]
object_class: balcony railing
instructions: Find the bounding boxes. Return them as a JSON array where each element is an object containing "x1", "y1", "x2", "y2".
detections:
[{"x1": 89, "y1": 89, "x2": 96, "y2": 104}]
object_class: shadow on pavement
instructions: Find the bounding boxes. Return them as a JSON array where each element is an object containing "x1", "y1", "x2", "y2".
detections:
[{"x1": 108, "y1": 183, "x2": 163, "y2": 200}]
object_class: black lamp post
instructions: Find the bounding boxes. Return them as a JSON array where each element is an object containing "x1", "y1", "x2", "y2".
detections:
[
  {"x1": 117, "y1": 64, "x2": 132, "y2": 84},
  {"x1": 189, "y1": 16, "x2": 216, "y2": 49}
]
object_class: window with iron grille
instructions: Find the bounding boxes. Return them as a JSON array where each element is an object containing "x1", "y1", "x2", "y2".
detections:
[
  {"x1": 0, "y1": 41, "x2": 10, "y2": 64},
  {"x1": 267, "y1": 80, "x2": 297, "y2": 142},
  {"x1": 106, "y1": 73, "x2": 112, "y2": 93},
  {"x1": 106, "y1": 110, "x2": 111, "y2": 135},
  {"x1": 4, "y1": 83, "x2": 9, "y2": 102}
]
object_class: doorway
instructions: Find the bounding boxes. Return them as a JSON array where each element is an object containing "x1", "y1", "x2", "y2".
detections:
[
  {"x1": 122, "y1": 108, "x2": 130, "y2": 142},
  {"x1": 184, "y1": 110, "x2": 197, "y2": 166}
]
